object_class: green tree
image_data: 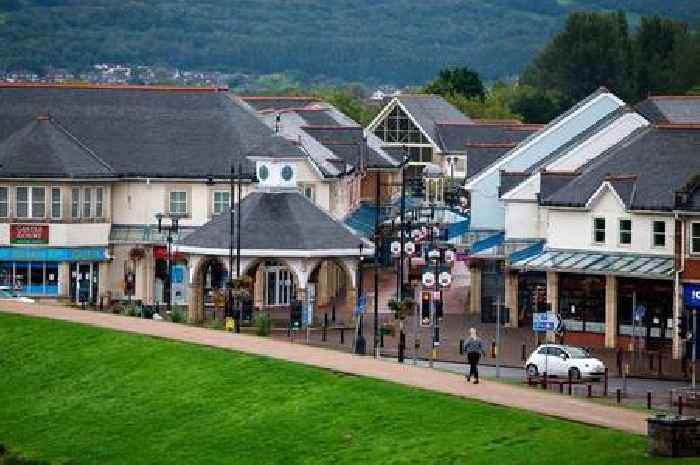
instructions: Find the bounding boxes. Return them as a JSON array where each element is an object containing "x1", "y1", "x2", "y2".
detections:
[
  {"x1": 445, "y1": 82, "x2": 521, "y2": 120},
  {"x1": 521, "y1": 11, "x2": 635, "y2": 106},
  {"x1": 424, "y1": 66, "x2": 485, "y2": 101},
  {"x1": 509, "y1": 85, "x2": 564, "y2": 124}
]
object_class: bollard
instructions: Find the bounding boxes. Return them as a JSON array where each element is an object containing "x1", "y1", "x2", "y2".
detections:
[
  {"x1": 616, "y1": 348, "x2": 623, "y2": 377},
  {"x1": 616, "y1": 388, "x2": 621, "y2": 404},
  {"x1": 340, "y1": 327, "x2": 345, "y2": 345},
  {"x1": 604, "y1": 368, "x2": 609, "y2": 397},
  {"x1": 491, "y1": 341, "x2": 497, "y2": 358},
  {"x1": 521, "y1": 344, "x2": 526, "y2": 361},
  {"x1": 459, "y1": 339, "x2": 464, "y2": 355},
  {"x1": 587, "y1": 384, "x2": 592, "y2": 398},
  {"x1": 543, "y1": 372, "x2": 548, "y2": 390},
  {"x1": 649, "y1": 352, "x2": 654, "y2": 371},
  {"x1": 559, "y1": 383, "x2": 564, "y2": 394},
  {"x1": 679, "y1": 395, "x2": 683, "y2": 416},
  {"x1": 322, "y1": 313, "x2": 328, "y2": 342},
  {"x1": 380, "y1": 330, "x2": 384, "y2": 348},
  {"x1": 647, "y1": 391, "x2": 652, "y2": 410},
  {"x1": 568, "y1": 370, "x2": 573, "y2": 396},
  {"x1": 398, "y1": 331, "x2": 405, "y2": 363}
]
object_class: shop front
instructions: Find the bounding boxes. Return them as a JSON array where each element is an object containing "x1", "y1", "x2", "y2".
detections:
[
  {"x1": 617, "y1": 278, "x2": 673, "y2": 351},
  {"x1": 153, "y1": 245, "x2": 189, "y2": 306},
  {"x1": 0, "y1": 246, "x2": 108, "y2": 301}
]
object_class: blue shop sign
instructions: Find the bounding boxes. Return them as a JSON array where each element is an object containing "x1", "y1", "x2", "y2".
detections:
[
  {"x1": 0, "y1": 247, "x2": 107, "y2": 262},
  {"x1": 683, "y1": 283, "x2": 700, "y2": 308}
]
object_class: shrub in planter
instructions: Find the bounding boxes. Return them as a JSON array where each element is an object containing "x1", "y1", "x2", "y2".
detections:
[
  {"x1": 170, "y1": 309, "x2": 186, "y2": 323},
  {"x1": 256, "y1": 313, "x2": 270, "y2": 336},
  {"x1": 122, "y1": 304, "x2": 138, "y2": 317},
  {"x1": 111, "y1": 303, "x2": 124, "y2": 315}
]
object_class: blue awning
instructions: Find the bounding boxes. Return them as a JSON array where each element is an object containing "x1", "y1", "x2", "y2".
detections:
[
  {"x1": 470, "y1": 232, "x2": 505, "y2": 255},
  {"x1": 511, "y1": 249, "x2": 674, "y2": 279},
  {"x1": 509, "y1": 241, "x2": 545, "y2": 263},
  {"x1": 0, "y1": 247, "x2": 108, "y2": 262}
]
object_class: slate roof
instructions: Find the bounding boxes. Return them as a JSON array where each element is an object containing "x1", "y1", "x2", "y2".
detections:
[
  {"x1": 396, "y1": 94, "x2": 471, "y2": 145},
  {"x1": 0, "y1": 116, "x2": 114, "y2": 177},
  {"x1": 636, "y1": 97, "x2": 700, "y2": 124},
  {"x1": 498, "y1": 172, "x2": 529, "y2": 197},
  {"x1": 466, "y1": 145, "x2": 515, "y2": 179},
  {"x1": 0, "y1": 84, "x2": 302, "y2": 179},
  {"x1": 435, "y1": 123, "x2": 538, "y2": 153},
  {"x1": 239, "y1": 96, "x2": 403, "y2": 175},
  {"x1": 180, "y1": 190, "x2": 366, "y2": 251},
  {"x1": 539, "y1": 172, "x2": 580, "y2": 199},
  {"x1": 542, "y1": 126, "x2": 700, "y2": 211}
]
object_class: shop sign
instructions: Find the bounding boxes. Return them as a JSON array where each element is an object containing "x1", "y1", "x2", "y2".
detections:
[
  {"x1": 10, "y1": 224, "x2": 49, "y2": 245},
  {"x1": 683, "y1": 283, "x2": 700, "y2": 308}
]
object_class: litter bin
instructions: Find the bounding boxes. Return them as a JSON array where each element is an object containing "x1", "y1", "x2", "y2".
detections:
[{"x1": 647, "y1": 414, "x2": 700, "y2": 457}]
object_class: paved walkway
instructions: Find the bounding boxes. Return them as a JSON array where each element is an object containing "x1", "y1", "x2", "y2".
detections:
[{"x1": 0, "y1": 301, "x2": 649, "y2": 435}]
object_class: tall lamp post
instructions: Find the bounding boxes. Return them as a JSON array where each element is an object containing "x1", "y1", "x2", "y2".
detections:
[
  {"x1": 355, "y1": 242, "x2": 366, "y2": 355},
  {"x1": 229, "y1": 162, "x2": 244, "y2": 333},
  {"x1": 155, "y1": 213, "x2": 180, "y2": 316}
]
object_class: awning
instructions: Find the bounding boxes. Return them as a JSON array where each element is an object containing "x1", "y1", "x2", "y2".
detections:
[
  {"x1": 511, "y1": 249, "x2": 674, "y2": 280},
  {"x1": 470, "y1": 232, "x2": 505, "y2": 255},
  {"x1": 0, "y1": 247, "x2": 108, "y2": 262}
]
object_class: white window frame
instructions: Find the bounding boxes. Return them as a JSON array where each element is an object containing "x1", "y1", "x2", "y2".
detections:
[
  {"x1": 691, "y1": 222, "x2": 700, "y2": 255},
  {"x1": 652, "y1": 220, "x2": 666, "y2": 248},
  {"x1": 298, "y1": 183, "x2": 316, "y2": 203},
  {"x1": 593, "y1": 217, "x2": 606, "y2": 244},
  {"x1": 83, "y1": 187, "x2": 92, "y2": 218},
  {"x1": 0, "y1": 187, "x2": 8, "y2": 218},
  {"x1": 71, "y1": 187, "x2": 80, "y2": 219},
  {"x1": 95, "y1": 187, "x2": 104, "y2": 218},
  {"x1": 264, "y1": 265, "x2": 293, "y2": 306},
  {"x1": 15, "y1": 186, "x2": 46, "y2": 219},
  {"x1": 169, "y1": 191, "x2": 187, "y2": 216},
  {"x1": 618, "y1": 218, "x2": 632, "y2": 246},
  {"x1": 213, "y1": 191, "x2": 230, "y2": 215},
  {"x1": 50, "y1": 187, "x2": 61, "y2": 219}
]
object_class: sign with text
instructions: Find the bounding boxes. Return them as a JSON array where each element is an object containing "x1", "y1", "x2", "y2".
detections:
[
  {"x1": 684, "y1": 283, "x2": 700, "y2": 308},
  {"x1": 532, "y1": 312, "x2": 560, "y2": 332},
  {"x1": 10, "y1": 224, "x2": 49, "y2": 245}
]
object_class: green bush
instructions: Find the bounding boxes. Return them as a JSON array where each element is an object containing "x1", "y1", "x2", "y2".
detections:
[
  {"x1": 170, "y1": 309, "x2": 185, "y2": 323},
  {"x1": 256, "y1": 313, "x2": 270, "y2": 336},
  {"x1": 111, "y1": 304, "x2": 124, "y2": 315},
  {"x1": 207, "y1": 317, "x2": 225, "y2": 330},
  {"x1": 121, "y1": 304, "x2": 137, "y2": 317}
]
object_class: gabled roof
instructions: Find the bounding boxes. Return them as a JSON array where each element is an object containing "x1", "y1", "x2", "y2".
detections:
[
  {"x1": 498, "y1": 171, "x2": 529, "y2": 197},
  {"x1": 0, "y1": 84, "x2": 303, "y2": 179},
  {"x1": 391, "y1": 94, "x2": 471, "y2": 148},
  {"x1": 636, "y1": 96, "x2": 700, "y2": 124},
  {"x1": 465, "y1": 87, "x2": 623, "y2": 189},
  {"x1": 466, "y1": 145, "x2": 515, "y2": 180},
  {"x1": 0, "y1": 116, "x2": 115, "y2": 178},
  {"x1": 542, "y1": 126, "x2": 700, "y2": 211},
  {"x1": 240, "y1": 96, "x2": 402, "y2": 176},
  {"x1": 180, "y1": 190, "x2": 365, "y2": 251},
  {"x1": 435, "y1": 122, "x2": 539, "y2": 153}
]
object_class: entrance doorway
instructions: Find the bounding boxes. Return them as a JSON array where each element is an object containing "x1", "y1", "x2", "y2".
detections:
[{"x1": 70, "y1": 262, "x2": 99, "y2": 304}]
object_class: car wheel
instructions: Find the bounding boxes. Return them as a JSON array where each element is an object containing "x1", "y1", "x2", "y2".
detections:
[
  {"x1": 526, "y1": 364, "x2": 539, "y2": 377},
  {"x1": 569, "y1": 367, "x2": 581, "y2": 380}
]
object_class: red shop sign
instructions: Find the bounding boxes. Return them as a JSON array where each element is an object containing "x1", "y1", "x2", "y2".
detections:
[{"x1": 10, "y1": 224, "x2": 49, "y2": 245}]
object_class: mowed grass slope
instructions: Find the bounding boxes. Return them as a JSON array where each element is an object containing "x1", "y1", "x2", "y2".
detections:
[{"x1": 0, "y1": 313, "x2": 690, "y2": 465}]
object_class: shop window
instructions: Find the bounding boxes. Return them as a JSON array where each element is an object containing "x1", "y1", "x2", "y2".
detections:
[
  {"x1": 619, "y1": 219, "x2": 632, "y2": 245},
  {"x1": 617, "y1": 278, "x2": 672, "y2": 341},
  {"x1": 692, "y1": 223, "x2": 700, "y2": 254},
  {"x1": 95, "y1": 187, "x2": 104, "y2": 218},
  {"x1": 559, "y1": 274, "x2": 606, "y2": 333},
  {"x1": 51, "y1": 187, "x2": 61, "y2": 219},
  {"x1": 71, "y1": 188, "x2": 80, "y2": 219},
  {"x1": 213, "y1": 191, "x2": 230, "y2": 215},
  {"x1": 652, "y1": 221, "x2": 666, "y2": 247},
  {"x1": 0, "y1": 187, "x2": 7, "y2": 217},
  {"x1": 169, "y1": 191, "x2": 187, "y2": 215},
  {"x1": 593, "y1": 217, "x2": 606, "y2": 244}
]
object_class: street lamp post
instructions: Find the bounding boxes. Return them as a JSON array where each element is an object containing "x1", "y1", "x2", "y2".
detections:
[
  {"x1": 155, "y1": 212, "x2": 179, "y2": 317},
  {"x1": 355, "y1": 242, "x2": 366, "y2": 355},
  {"x1": 373, "y1": 169, "x2": 380, "y2": 358}
]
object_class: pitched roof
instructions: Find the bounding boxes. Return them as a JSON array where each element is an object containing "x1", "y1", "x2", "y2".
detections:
[
  {"x1": 542, "y1": 126, "x2": 700, "y2": 211},
  {"x1": 636, "y1": 96, "x2": 700, "y2": 124},
  {"x1": 0, "y1": 84, "x2": 302, "y2": 179},
  {"x1": 498, "y1": 172, "x2": 529, "y2": 197},
  {"x1": 466, "y1": 145, "x2": 515, "y2": 180},
  {"x1": 0, "y1": 116, "x2": 114, "y2": 177},
  {"x1": 395, "y1": 94, "x2": 471, "y2": 146},
  {"x1": 180, "y1": 190, "x2": 365, "y2": 251},
  {"x1": 435, "y1": 122, "x2": 538, "y2": 153},
  {"x1": 240, "y1": 96, "x2": 402, "y2": 175}
]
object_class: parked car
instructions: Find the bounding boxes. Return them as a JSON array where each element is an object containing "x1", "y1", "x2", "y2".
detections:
[{"x1": 525, "y1": 344, "x2": 605, "y2": 380}]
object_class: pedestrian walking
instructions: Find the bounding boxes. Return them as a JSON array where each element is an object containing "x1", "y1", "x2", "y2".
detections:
[{"x1": 463, "y1": 328, "x2": 486, "y2": 384}]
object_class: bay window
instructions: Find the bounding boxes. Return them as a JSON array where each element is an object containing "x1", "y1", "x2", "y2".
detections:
[
  {"x1": 15, "y1": 187, "x2": 45, "y2": 218},
  {"x1": 0, "y1": 187, "x2": 8, "y2": 217},
  {"x1": 71, "y1": 188, "x2": 80, "y2": 218},
  {"x1": 51, "y1": 187, "x2": 61, "y2": 219},
  {"x1": 83, "y1": 188, "x2": 91, "y2": 217}
]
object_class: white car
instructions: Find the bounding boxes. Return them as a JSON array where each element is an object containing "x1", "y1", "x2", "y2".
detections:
[{"x1": 525, "y1": 344, "x2": 605, "y2": 380}]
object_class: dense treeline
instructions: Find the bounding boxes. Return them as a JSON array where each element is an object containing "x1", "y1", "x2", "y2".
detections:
[{"x1": 0, "y1": 0, "x2": 696, "y2": 85}]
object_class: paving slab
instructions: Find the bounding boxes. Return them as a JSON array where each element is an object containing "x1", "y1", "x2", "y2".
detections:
[{"x1": 0, "y1": 301, "x2": 649, "y2": 435}]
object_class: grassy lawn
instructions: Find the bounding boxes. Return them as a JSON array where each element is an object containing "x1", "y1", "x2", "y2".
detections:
[{"x1": 0, "y1": 313, "x2": 695, "y2": 465}]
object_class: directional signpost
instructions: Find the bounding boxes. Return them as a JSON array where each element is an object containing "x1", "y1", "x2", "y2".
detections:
[{"x1": 532, "y1": 312, "x2": 560, "y2": 332}]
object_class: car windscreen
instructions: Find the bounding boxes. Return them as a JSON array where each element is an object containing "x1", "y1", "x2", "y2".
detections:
[{"x1": 565, "y1": 347, "x2": 590, "y2": 359}]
